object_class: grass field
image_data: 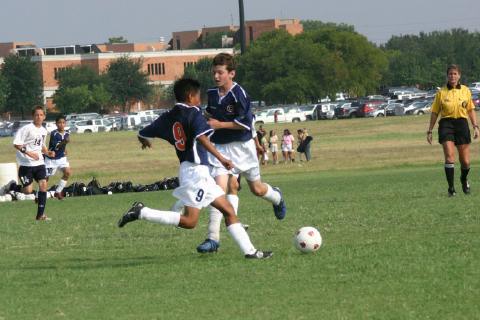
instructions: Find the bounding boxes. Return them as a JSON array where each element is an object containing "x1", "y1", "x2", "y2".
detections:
[{"x1": 0, "y1": 116, "x2": 479, "y2": 319}]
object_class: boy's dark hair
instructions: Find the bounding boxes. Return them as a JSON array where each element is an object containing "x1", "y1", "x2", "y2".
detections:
[
  {"x1": 56, "y1": 115, "x2": 66, "y2": 122},
  {"x1": 32, "y1": 106, "x2": 45, "y2": 115},
  {"x1": 213, "y1": 53, "x2": 236, "y2": 72},
  {"x1": 174, "y1": 78, "x2": 201, "y2": 103},
  {"x1": 447, "y1": 64, "x2": 461, "y2": 75}
]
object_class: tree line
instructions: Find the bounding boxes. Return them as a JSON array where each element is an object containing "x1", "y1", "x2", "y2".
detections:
[{"x1": 1, "y1": 21, "x2": 480, "y2": 117}]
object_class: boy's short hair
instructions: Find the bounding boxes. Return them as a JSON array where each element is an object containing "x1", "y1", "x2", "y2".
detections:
[
  {"x1": 31, "y1": 106, "x2": 45, "y2": 115},
  {"x1": 56, "y1": 115, "x2": 66, "y2": 122},
  {"x1": 174, "y1": 78, "x2": 201, "y2": 103},
  {"x1": 447, "y1": 64, "x2": 461, "y2": 75},
  {"x1": 213, "y1": 53, "x2": 236, "y2": 72}
]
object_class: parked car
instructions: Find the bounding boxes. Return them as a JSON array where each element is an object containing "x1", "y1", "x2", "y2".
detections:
[
  {"x1": 385, "y1": 103, "x2": 404, "y2": 116},
  {"x1": 11, "y1": 120, "x2": 32, "y2": 136},
  {"x1": 334, "y1": 102, "x2": 355, "y2": 118},
  {"x1": 121, "y1": 114, "x2": 142, "y2": 130},
  {"x1": 318, "y1": 103, "x2": 337, "y2": 120},
  {"x1": 299, "y1": 105, "x2": 318, "y2": 120},
  {"x1": 0, "y1": 122, "x2": 13, "y2": 137},
  {"x1": 254, "y1": 107, "x2": 306, "y2": 124},
  {"x1": 410, "y1": 102, "x2": 432, "y2": 115},
  {"x1": 404, "y1": 101, "x2": 430, "y2": 114},
  {"x1": 365, "y1": 104, "x2": 386, "y2": 117},
  {"x1": 354, "y1": 99, "x2": 385, "y2": 117},
  {"x1": 66, "y1": 113, "x2": 100, "y2": 122},
  {"x1": 70, "y1": 118, "x2": 112, "y2": 133}
]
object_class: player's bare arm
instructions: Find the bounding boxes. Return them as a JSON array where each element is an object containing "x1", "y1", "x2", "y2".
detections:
[
  {"x1": 207, "y1": 118, "x2": 244, "y2": 130},
  {"x1": 197, "y1": 135, "x2": 234, "y2": 170},
  {"x1": 14, "y1": 144, "x2": 41, "y2": 161},
  {"x1": 138, "y1": 136, "x2": 152, "y2": 149},
  {"x1": 42, "y1": 145, "x2": 55, "y2": 158}
]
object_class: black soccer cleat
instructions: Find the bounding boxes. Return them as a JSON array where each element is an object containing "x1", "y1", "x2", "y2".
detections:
[
  {"x1": 118, "y1": 202, "x2": 144, "y2": 228},
  {"x1": 448, "y1": 187, "x2": 456, "y2": 197},
  {"x1": 461, "y1": 179, "x2": 471, "y2": 195},
  {"x1": 245, "y1": 250, "x2": 273, "y2": 259}
]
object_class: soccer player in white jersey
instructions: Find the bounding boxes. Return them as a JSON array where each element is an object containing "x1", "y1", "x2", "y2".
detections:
[
  {"x1": 196, "y1": 53, "x2": 286, "y2": 253},
  {"x1": 11, "y1": 106, "x2": 55, "y2": 221},
  {"x1": 117, "y1": 78, "x2": 272, "y2": 259},
  {"x1": 45, "y1": 115, "x2": 72, "y2": 200}
]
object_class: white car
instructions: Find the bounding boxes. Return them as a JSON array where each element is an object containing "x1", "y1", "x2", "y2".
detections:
[
  {"x1": 255, "y1": 107, "x2": 306, "y2": 124},
  {"x1": 71, "y1": 118, "x2": 112, "y2": 133}
]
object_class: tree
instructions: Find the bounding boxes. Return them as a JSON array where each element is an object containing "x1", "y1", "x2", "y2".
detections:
[
  {"x1": 105, "y1": 56, "x2": 151, "y2": 112},
  {"x1": 1, "y1": 55, "x2": 43, "y2": 119},
  {"x1": 183, "y1": 58, "x2": 215, "y2": 101},
  {"x1": 0, "y1": 73, "x2": 9, "y2": 112},
  {"x1": 383, "y1": 29, "x2": 480, "y2": 88},
  {"x1": 302, "y1": 20, "x2": 355, "y2": 33},
  {"x1": 53, "y1": 65, "x2": 111, "y2": 114},
  {"x1": 108, "y1": 36, "x2": 128, "y2": 44}
]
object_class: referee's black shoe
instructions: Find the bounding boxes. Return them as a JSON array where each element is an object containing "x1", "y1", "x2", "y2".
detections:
[
  {"x1": 461, "y1": 179, "x2": 471, "y2": 195},
  {"x1": 448, "y1": 187, "x2": 456, "y2": 197}
]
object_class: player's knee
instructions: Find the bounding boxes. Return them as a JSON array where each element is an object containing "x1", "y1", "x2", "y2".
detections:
[
  {"x1": 249, "y1": 183, "x2": 264, "y2": 196},
  {"x1": 181, "y1": 216, "x2": 198, "y2": 229}
]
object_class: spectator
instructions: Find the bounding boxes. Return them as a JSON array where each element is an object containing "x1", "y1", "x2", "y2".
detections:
[
  {"x1": 297, "y1": 128, "x2": 313, "y2": 162},
  {"x1": 281, "y1": 129, "x2": 295, "y2": 163},
  {"x1": 269, "y1": 130, "x2": 279, "y2": 164},
  {"x1": 260, "y1": 133, "x2": 269, "y2": 165},
  {"x1": 297, "y1": 129, "x2": 305, "y2": 161}
]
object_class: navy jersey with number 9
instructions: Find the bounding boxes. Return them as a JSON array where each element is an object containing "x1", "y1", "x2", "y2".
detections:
[{"x1": 138, "y1": 103, "x2": 213, "y2": 165}]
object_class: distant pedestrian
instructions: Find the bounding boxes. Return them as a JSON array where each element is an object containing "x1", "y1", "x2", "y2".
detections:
[
  {"x1": 427, "y1": 64, "x2": 479, "y2": 196},
  {"x1": 300, "y1": 128, "x2": 313, "y2": 161},
  {"x1": 269, "y1": 130, "x2": 279, "y2": 164},
  {"x1": 297, "y1": 129, "x2": 305, "y2": 161},
  {"x1": 281, "y1": 129, "x2": 295, "y2": 163}
]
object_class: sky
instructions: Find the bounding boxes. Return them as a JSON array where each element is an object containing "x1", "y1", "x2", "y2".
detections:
[{"x1": 0, "y1": 0, "x2": 479, "y2": 46}]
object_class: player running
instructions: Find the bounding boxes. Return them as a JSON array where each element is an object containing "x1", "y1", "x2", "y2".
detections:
[
  {"x1": 117, "y1": 78, "x2": 272, "y2": 259},
  {"x1": 45, "y1": 115, "x2": 72, "y2": 199},
  {"x1": 196, "y1": 53, "x2": 286, "y2": 253},
  {"x1": 11, "y1": 106, "x2": 55, "y2": 221}
]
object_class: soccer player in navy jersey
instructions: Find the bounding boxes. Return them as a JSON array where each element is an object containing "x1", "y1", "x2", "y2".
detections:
[
  {"x1": 45, "y1": 115, "x2": 72, "y2": 199},
  {"x1": 196, "y1": 53, "x2": 286, "y2": 253},
  {"x1": 117, "y1": 78, "x2": 272, "y2": 259}
]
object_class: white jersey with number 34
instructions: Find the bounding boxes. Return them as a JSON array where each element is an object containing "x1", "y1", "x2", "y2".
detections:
[{"x1": 13, "y1": 123, "x2": 48, "y2": 167}]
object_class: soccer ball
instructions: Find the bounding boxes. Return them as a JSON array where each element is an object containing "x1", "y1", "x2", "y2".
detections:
[{"x1": 293, "y1": 226, "x2": 322, "y2": 253}]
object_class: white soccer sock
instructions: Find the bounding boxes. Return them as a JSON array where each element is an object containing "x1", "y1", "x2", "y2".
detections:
[
  {"x1": 227, "y1": 222, "x2": 256, "y2": 255},
  {"x1": 139, "y1": 207, "x2": 180, "y2": 226},
  {"x1": 56, "y1": 179, "x2": 67, "y2": 193},
  {"x1": 226, "y1": 194, "x2": 239, "y2": 215},
  {"x1": 262, "y1": 184, "x2": 281, "y2": 205},
  {"x1": 170, "y1": 200, "x2": 185, "y2": 214},
  {"x1": 206, "y1": 206, "x2": 223, "y2": 242}
]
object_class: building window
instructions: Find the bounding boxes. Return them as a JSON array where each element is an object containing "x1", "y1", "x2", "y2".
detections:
[
  {"x1": 249, "y1": 26, "x2": 254, "y2": 43},
  {"x1": 54, "y1": 67, "x2": 69, "y2": 80},
  {"x1": 147, "y1": 63, "x2": 166, "y2": 76},
  {"x1": 176, "y1": 39, "x2": 181, "y2": 49}
]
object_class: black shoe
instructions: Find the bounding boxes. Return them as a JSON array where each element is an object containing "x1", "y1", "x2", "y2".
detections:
[
  {"x1": 448, "y1": 188, "x2": 456, "y2": 197},
  {"x1": 118, "y1": 202, "x2": 144, "y2": 227},
  {"x1": 245, "y1": 250, "x2": 273, "y2": 259},
  {"x1": 461, "y1": 179, "x2": 471, "y2": 195}
]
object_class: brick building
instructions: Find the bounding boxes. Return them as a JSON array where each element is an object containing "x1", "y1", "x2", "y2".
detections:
[
  {"x1": 0, "y1": 40, "x2": 233, "y2": 111},
  {"x1": 171, "y1": 18, "x2": 303, "y2": 50}
]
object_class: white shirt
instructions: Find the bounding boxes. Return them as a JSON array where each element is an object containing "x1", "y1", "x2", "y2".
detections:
[{"x1": 13, "y1": 123, "x2": 48, "y2": 167}]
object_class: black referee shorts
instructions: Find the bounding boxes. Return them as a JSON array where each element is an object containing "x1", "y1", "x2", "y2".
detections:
[
  {"x1": 438, "y1": 118, "x2": 471, "y2": 145},
  {"x1": 18, "y1": 165, "x2": 47, "y2": 187}
]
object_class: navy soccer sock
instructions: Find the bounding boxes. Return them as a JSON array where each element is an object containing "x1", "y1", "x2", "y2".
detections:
[{"x1": 36, "y1": 191, "x2": 47, "y2": 219}]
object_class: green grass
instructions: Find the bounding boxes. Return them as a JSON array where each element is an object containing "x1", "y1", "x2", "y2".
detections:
[{"x1": 0, "y1": 116, "x2": 479, "y2": 319}]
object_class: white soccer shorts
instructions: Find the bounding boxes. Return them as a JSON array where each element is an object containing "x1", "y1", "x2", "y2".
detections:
[
  {"x1": 173, "y1": 162, "x2": 225, "y2": 209},
  {"x1": 208, "y1": 139, "x2": 261, "y2": 182},
  {"x1": 45, "y1": 157, "x2": 70, "y2": 177}
]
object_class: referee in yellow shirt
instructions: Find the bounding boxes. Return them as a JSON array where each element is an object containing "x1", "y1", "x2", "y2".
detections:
[{"x1": 427, "y1": 64, "x2": 479, "y2": 196}]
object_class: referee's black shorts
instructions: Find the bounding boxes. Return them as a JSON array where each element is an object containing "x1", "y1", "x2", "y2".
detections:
[{"x1": 438, "y1": 118, "x2": 471, "y2": 145}]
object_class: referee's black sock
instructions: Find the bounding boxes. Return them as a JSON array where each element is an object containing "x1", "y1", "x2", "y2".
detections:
[
  {"x1": 461, "y1": 166, "x2": 470, "y2": 182},
  {"x1": 444, "y1": 163, "x2": 455, "y2": 190},
  {"x1": 36, "y1": 191, "x2": 47, "y2": 219}
]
